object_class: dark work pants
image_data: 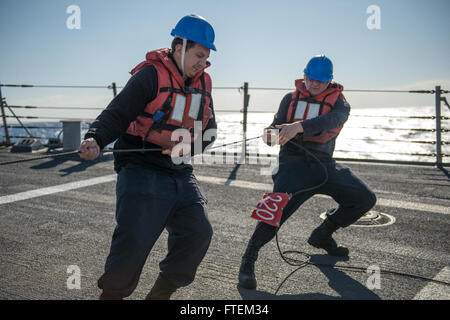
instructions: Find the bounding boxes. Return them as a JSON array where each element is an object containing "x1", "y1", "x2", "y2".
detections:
[
  {"x1": 98, "y1": 163, "x2": 213, "y2": 298},
  {"x1": 247, "y1": 158, "x2": 377, "y2": 249}
]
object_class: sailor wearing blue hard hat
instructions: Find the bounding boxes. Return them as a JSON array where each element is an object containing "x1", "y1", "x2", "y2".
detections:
[
  {"x1": 171, "y1": 14, "x2": 216, "y2": 79},
  {"x1": 303, "y1": 55, "x2": 333, "y2": 96},
  {"x1": 304, "y1": 55, "x2": 333, "y2": 82},
  {"x1": 81, "y1": 14, "x2": 218, "y2": 300},
  {"x1": 238, "y1": 55, "x2": 377, "y2": 290}
]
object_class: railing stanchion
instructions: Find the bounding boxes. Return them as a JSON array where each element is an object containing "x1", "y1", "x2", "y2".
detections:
[
  {"x1": 0, "y1": 85, "x2": 11, "y2": 145},
  {"x1": 242, "y1": 82, "x2": 249, "y2": 159},
  {"x1": 435, "y1": 86, "x2": 442, "y2": 167},
  {"x1": 111, "y1": 82, "x2": 117, "y2": 97}
]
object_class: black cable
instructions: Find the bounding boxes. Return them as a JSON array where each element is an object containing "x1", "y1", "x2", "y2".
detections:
[{"x1": 272, "y1": 138, "x2": 450, "y2": 295}]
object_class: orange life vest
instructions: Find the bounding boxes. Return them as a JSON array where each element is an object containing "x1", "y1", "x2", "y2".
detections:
[
  {"x1": 126, "y1": 48, "x2": 213, "y2": 149},
  {"x1": 286, "y1": 79, "x2": 346, "y2": 143}
]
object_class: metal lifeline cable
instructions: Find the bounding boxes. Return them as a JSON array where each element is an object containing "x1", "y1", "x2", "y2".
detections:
[
  {"x1": 0, "y1": 150, "x2": 82, "y2": 166},
  {"x1": 0, "y1": 148, "x2": 162, "y2": 166},
  {"x1": 272, "y1": 138, "x2": 450, "y2": 295},
  {"x1": 207, "y1": 135, "x2": 263, "y2": 151}
]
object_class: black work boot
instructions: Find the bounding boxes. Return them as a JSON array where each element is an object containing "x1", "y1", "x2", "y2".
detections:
[
  {"x1": 308, "y1": 217, "x2": 349, "y2": 257},
  {"x1": 145, "y1": 274, "x2": 177, "y2": 300},
  {"x1": 238, "y1": 245, "x2": 259, "y2": 290}
]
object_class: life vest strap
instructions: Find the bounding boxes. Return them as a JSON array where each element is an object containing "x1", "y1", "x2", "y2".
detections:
[{"x1": 196, "y1": 74, "x2": 207, "y2": 123}]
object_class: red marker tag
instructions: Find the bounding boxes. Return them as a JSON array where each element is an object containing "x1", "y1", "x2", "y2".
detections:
[{"x1": 251, "y1": 192, "x2": 292, "y2": 227}]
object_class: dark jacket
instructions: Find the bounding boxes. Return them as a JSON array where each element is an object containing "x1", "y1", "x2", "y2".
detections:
[{"x1": 271, "y1": 92, "x2": 350, "y2": 160}]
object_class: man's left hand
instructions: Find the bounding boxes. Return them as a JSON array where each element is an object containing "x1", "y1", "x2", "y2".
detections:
[{"x1": 275, "y1": 122, "x2": 304, "y2": 145}]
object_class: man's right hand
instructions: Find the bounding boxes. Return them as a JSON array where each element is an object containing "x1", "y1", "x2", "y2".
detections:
[
  {"x1": 79, "y1": 138, "x2": 100, "y2": 160},
  {"x1": 263, "y1": 127, "x2": 279, "y2": 146}
]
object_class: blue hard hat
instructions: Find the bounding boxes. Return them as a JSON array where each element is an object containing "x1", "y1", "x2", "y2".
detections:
[
  {"x1": 304, "y1": 55, "x2": 333, "y2": 82},
  {"x1": 171, "y1": 14, "x2": 216, "y2": 51}
]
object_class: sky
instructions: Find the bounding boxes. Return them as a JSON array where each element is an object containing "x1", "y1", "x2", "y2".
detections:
[{"x1": 0, "y1": 0, "x2": 449, "y2": 116}]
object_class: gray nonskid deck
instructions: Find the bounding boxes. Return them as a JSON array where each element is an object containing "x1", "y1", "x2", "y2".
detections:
[{"x1": 0, "y1": 148, "x2": 449, "y2": 300}]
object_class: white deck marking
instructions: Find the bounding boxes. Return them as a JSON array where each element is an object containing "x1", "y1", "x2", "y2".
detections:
[
  {"x1": 413, "y1": 266, "x2": 450, "y2": 300},
  {"x1": 195, "y1": 175, "x2": 450, "y2": 215},
  {"x1": 0, "y1": 174, "x2": 116, "y2": 205},
  {"x1": 0, "y1": 174, "x2": 449, "y2": 216}
]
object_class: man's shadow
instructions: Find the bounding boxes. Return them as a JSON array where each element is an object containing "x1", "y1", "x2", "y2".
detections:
[
  {"x1": 30, "y1": 152, "x2": 114, "y2": 176},
  {"x1": 238, "y1": 254, "x2": 381, "y2": 300},
  {"x1": 225, "y1": 163, "x2": 241, "y2": 185}
]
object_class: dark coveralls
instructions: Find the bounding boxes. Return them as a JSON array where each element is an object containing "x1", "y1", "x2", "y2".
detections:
[
  {"x1": 247, "y1": 92, "x2": 377, "y2": 249},
  {"x1": 85, "y1": 57, "x2": 216, "y2": 298}
]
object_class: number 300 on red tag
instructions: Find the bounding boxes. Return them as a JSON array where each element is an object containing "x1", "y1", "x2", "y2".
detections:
[{"x1": 251, "y1": 192, "x2": 292, "y2": 227}]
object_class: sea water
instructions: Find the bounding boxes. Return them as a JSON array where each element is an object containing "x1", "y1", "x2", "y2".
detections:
[{"x1": 1, "y1": 105, "x2": 448, "y2": 164}]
